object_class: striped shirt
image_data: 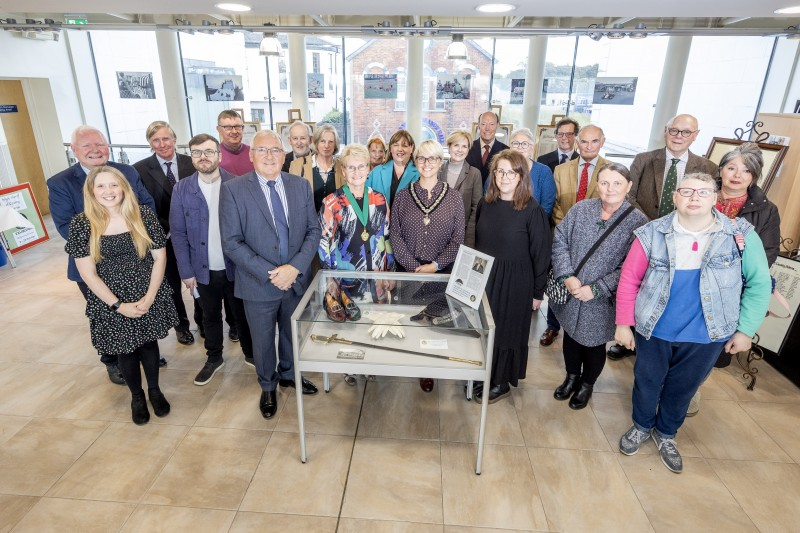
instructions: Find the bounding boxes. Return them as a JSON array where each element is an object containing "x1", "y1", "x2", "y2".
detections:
[{"x1": 256, "y1": 173, "x2": 289, "y2": 228}]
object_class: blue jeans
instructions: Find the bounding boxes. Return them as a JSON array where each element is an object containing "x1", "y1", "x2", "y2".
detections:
[
  {"x1": 546, "y1": 306, "x2": 560, "y2": 331},
  {"x1": 631, "y1": 333, "x2": 724, "y2": 438}
]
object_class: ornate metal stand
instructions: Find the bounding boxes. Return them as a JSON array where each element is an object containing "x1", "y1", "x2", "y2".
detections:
[
  {"x1": 735, "y1": 334, "x2": 764, "y2": 391},
  {"x1": 733, "y1": 121, "x2": 769, "y2": 142}
]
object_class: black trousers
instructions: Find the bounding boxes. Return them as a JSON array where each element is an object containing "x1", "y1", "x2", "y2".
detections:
[
  {"x1": 196, "y1": 270, "x2": 253, "y2": 361},
  {"x1": 77, "y1": 281, "x2": 117, "y2": 366},
  {"x1": 562, "y1": 331, "x2": 607, "y2": 385},
  {"x1": 117, "y1": 339, "x2": 161, "y2": 395}
]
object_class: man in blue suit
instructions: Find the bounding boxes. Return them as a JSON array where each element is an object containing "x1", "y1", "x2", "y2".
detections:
[
  {"x1": 48, "y1": 125, "x2": 156, "y2": 385},
  {"x1": 220, "y1": 130, "x2": 321, "y2": 419},
  {"x1": 465, "y1": 111, "x2": 509, "y2": 185}
]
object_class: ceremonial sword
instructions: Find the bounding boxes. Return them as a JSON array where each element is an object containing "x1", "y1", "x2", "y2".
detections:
[{"x1": 310, "y1": 334, "x2": 483, "y2": 366}]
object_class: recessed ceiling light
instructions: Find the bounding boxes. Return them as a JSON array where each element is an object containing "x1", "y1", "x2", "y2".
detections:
[
  {"x1": 475, "y1": 3, "x2": 517, "y2": 13},
  {"x1": 214, "y1": 3, "x2": 251, "y2": 11},
  {"x1": 775, "y1": 5, "x2": 800, "y2": 14}
]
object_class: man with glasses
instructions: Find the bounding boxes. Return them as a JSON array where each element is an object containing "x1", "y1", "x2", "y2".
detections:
[
  {"x1": 133, "y1": 121, "x2": 198, "y2": 347},
  {"x1": 537, "y1": 117, "x2": 580, "y2": 173},
  {"x1": 465, "y1": 111, "x2": 509, "y2": 185},
  {"x1": 48, "y1": 125, "x2": 156, "y2": 384},
  {"x1": 282, "y1": 120, "x2": 313, "y2": 172},
  {"x1": 216, "y1": 110, "x2": 254, "y2": 176},
  {"x1": 170, "y1": 134, "x2": 253, "y2": 386},
  {"x1": 220, "y1": 130, "x2": 321, "y2": 420},
  {"x1": 607, "y1": 114, "x2": 717, "y2": 361}
]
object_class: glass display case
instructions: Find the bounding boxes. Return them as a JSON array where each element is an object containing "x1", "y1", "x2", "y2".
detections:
[{"x1": 291, "y1": 270, "x2": 495, "y2": 473}]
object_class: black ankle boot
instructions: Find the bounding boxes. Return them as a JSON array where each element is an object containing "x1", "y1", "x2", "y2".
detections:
[
  {"x1": 554, "y1": 373, "x2": 581, "y2": 401},
  {"x1": 569, "y1": 382, "x2": 593, "y2": 410},
  {"x1": 131, "y1": 390, "x2": 150, "y2": 425},
  {"x1": 148, "y1": 387, "x2": 171, "y2": 417}
]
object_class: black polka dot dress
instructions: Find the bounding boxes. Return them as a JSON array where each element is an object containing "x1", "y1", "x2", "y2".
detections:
[{"x1": 65, "y1": 206, "x2": 179, "y2": 355}]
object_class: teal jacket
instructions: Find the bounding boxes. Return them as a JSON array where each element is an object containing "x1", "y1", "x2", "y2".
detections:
[{"x1": 366, "y1": 161, "x2": 419, "y2": 205}]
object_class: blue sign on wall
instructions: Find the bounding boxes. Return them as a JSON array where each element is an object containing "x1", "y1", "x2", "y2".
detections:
[{"x1": 0, "y1": 105, "x2": 19, "y2": 114}]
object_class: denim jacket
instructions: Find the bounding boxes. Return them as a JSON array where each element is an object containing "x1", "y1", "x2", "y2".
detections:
[{"x1": 633, "y1": 210, "x2": 770, "y2": 341}]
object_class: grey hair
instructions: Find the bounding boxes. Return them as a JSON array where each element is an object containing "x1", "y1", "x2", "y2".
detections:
[
  {"x1": 577, "y1": 123, "x2": 605, "y2": 141},
  {"x1": 718, "y1": 142, "x2": 763, "y2": 184},
  {"x1": 665, "y1": 113, "x2": 699, "y2": 129},
  {"x1": 71, "y1": 125, "x2": 107, "y2": 145},
  {"x1": 511, "y1": 128, "x2": 535, "y2": 143},
  {"x1": 678, "y1": 172, "x2": 718, "y2": 191},
  {"x1": 597, "y1": 161, "x2": 632, "y2": 182},
  {"x1": 339, "y1": 143, "x2": 370, "y2": 167},
  {"x1": 287, "y1": 120, "x2": 312, "y2": 138},
  {"x1": 250, "y1": 129, "x2": 282, "y2": 148}
]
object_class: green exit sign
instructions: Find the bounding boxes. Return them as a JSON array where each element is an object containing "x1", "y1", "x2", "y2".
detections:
[{"x1": 65, "y1": 18, "x2": 87, "y2": 24}]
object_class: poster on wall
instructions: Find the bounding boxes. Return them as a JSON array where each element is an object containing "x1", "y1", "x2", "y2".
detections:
[
  {"x1": 308, "y1": 73, "x2": 325, "y2": 99},
  {"x1": 0, "y1": 183, "x2": 49, "y2": 253},
  {"x1": 116, "y1": 71, "x2": 155, "y2": 99},
  {"x1": 436, "y1": 72, "x2": 472, "y2": 100},
  {"x1": 510, "y1": 79, "x2": 525, "y2": 104},
  {"x1": 364, "y1": 74, "x2": 398, "y2": 99},
  {"x1": 204, "y1": 74, "x2": 244, "y2": 101},
  {"x1": 592, "y1": 77, "x2": 638, "y2": 105},
  {"x1": 755, "y1": 256, "x2": 800, "y2": 354}
]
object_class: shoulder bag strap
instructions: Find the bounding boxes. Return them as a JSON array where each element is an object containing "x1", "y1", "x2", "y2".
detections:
[{"x1": 574, "y1": 205, "x2": 636, "y2": 276}]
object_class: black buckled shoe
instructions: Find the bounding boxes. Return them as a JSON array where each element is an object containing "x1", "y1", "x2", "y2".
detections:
[
  {"x1": 323, "y1": 293, "x2": 347, "y2": 322},
  {"x1": 340, "y1": 291, "x2": 361, "y2": 321},
  {"x1": 554, "y1": 373, "x2": 581, "y2": 401}
]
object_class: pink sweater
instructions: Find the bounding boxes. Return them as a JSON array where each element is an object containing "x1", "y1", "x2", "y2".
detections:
[
  {"x1": 219, "y1": 143, "x2": 254, "y2": 176},
  {"x1": 615, "y1": 238, "x2": 648, "y2": 326}
]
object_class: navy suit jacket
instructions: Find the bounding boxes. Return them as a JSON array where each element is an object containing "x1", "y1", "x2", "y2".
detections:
[
  {"x1": 47, "y1": 161, "x2": 156, "y2": 282},
  {"x1": 133, "y1": 153, "x2": 195, "y2": 233},
  {"x1": 537, "y1": 150, "x2": 578, "y2": 173},
  {"x1": 465, "y1": 139, "x2": 509, "y2": 185},
  {"x1": 219, "y1": 171, "x2": 322, "y2": 301}
]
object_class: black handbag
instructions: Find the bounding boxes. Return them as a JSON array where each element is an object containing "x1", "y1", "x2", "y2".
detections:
[{"x1": 545, "y1": 205, "x2": 636, "y2": 305}]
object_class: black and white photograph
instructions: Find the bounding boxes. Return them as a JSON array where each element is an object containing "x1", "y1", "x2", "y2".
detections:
[
  {"x1": 436, "y1": 72, "x2": 472, "y2": 100},
  {"x1": 591, "y1": 77, "x2": 638, "y2": 105},
  {"x1": 203, "y1": 74, "x2": 244, "y2": 101},
  {"x1": 308, "y1": 73, "x2": 325, "y2": 99},
  {"x1": 510, "y1": 78, "x2": 525, "y2": 104},
  {"x1": 116, "y1": 71, "x2": 155, "y2": 99}
]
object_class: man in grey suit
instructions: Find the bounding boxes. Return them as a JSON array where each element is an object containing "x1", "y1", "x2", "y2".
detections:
[
  {"x1": 608, "y1": 113, "x2": 718, "y2": 361},
  {"x1": 220, "y1": 130, "x2": 321, "y2": 419}
]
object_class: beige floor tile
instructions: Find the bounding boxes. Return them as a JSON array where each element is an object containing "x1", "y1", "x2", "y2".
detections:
[
  {"x1": 0, "y1": 362, "x2": 84, "y2": 416},
  {"x1": 120, "y1": 505, "x2": 235, "y2": 532},
  {"x1": 696, "y1": 367, "x2": 735, "y2": 400},
  {"x1": 34, "y1": 324, "x2": 98, "y2": 366},
  {"x1": 710, "y1": 460, "x2": 800, "y2": 532},
  {"x1": 143, "y1": 426, "x2": 269, "y2": 509},
  {"x1": 528, "y1": 447, "x2": 653, "y2": 533},
  {"x1": 357, "y1": 381, "x2": 440, "y2": 440},
  {"x1": 621, "y1": 455, "x2": 757, "y2": 532},
  {"x1": 438, "y1": 382, "x2": 524, "y2": 446},
  {"x1": 0, "y1": 322, "x2": 88, "y2": 363},
  {"x1": 147, "y1": 368, "x2": 224, "y2": 426},
  {"x1": 682, "y1": 399, "x2": 792, "y2": 462},
  {"x1": 739, "y1": 401, "x2": 800, "y2": 462},
  {"x1": 515, "y1": 388, "x2": 610, "y2": 451},
  {"x1": 276, "y1": 376, "x2": 365, "y2": 436},
  {"x1": 0, "y1": 414, "x2": 30, "y2": 445},
  {"x1": 441, "y1": 442, "x2": 547, "y2": 530},
  {"x1": 714, "y1": 363, "x2": 800, "y2": 404},
  {"x1": 48, "y1": 422, "x2": 189, "y2": 502},
  {"x1": 230, "y1": 512, "x2": 338, "y2": 532},
  {"x1": 593, "y1": 355, "x2": 637, "y2": 394},
  {"x1": 0, "y1": 292, "x2": 67, "y2": 324},
  {"x1": 0, "y1": 418, "x2": 108, "y2": 495},
  {"x1": 240, "y1": 432, "x2": 352, "y2": 516},
  {"x1": 30, "y1": 294, "x2": 89, "y2": 326},
  {"x1": 10, "y1": 497, "x2": 135, "y2": 533},
  {"x1": 37, "y1": 366, "x2": 131, "y2": 422},
  {"x1": 194, "y1": 372, "x2": 283, "y2": 430},
  {"x1": 0, "y1": 494, "x2": 39, "y2": 532},
  {"x1": 519, "y1": 348, "x2": 568, "y2": 390},
  {"x1": 590, "y1": 392, "x2": 702, "y2": 458},
  {"x1": 339, "y1": 518, "x2": 444, "y2": 532},
  {"x1": 341, "y1": 438, "x2": 443, "y2": 523},
  {"x1": 443, "y1": 527, "x2": 532, "y2": 533}
]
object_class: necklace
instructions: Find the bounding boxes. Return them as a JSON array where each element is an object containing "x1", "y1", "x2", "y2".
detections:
[
  {"x1": 342, "y1": 186, "x2": 370, "y2": 241},
  {"x1": 409, "y1": 182, "x2": 449, "y2": 225}
]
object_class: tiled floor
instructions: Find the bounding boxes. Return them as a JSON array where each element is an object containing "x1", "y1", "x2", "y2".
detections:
[{"x1": 2, "y1": 217, "x2": 800, "y2": 532}]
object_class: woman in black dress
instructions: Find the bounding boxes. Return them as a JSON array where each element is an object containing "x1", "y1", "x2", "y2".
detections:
[
  {"x1": 475, "y1": 149, "x2": 552, "y2": 403},
  {"x1": 66, "y1": 166, "x2": 178, "y2": 425}
]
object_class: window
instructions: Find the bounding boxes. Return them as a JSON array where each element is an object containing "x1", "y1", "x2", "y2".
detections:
[
  {"x1": 251, "y1": 108, "x2": 265, "y2": 123},
  {"x1": 312, "y1": 52, "x2": 320, "y2": 74}
]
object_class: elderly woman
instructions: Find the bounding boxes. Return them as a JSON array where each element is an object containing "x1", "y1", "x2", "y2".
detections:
[
  {"x1": 390, "y1": 140, "x2": 465, "y2": 392},
  {"x1": 508, "y1": 128, "x2": 557, "y2": 217},
  {"x1": 367, "y1": 137, "x2": 387, "y2": 170},
  {"x1": 474, "y1": 149, "x2": 552, "y2": 403},
  {"x1": 66, "y1": 166, "x2": 178, "y2": 425},
  {"x1": 439, "y1": 130, "x2": 483, "y2": 247},
  {"x1": 367, "y1": 129, "x2": 419, "y2": 207},
  {"x1": 550, "y1": 163, "x2": 648, "y2": 410},
  {"x1": 615, "y1": 172, "x2": 771, "y2": 474},
  {"x1": 289, "y1": 124, "x2": 345, "y2": 212}
]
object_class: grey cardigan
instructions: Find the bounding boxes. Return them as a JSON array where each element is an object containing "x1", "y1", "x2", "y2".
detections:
[
  {"x1": 550, "y1": 198, "x2": 648, "y2": 346},
  {"x1": 438, "y1": 161, "x2": 483, "y2": 248}
]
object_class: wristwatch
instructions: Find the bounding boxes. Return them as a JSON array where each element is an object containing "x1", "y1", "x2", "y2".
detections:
[{"x1": 109, "y1": 299, "x2": 122, "y2": 312}]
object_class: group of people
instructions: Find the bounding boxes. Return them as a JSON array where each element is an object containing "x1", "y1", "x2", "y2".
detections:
[{"x1": 49, "y1": 109, "x2": 777, "y2": 475}]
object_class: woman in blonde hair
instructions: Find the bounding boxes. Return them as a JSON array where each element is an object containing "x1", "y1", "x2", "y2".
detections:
[{"x1": 66, "y1": 166, "x2": 178, "y2": 425}]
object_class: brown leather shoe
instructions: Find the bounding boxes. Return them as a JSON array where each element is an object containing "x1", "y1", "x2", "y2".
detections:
[
  {"x1": 419, "y1": 378, "x2": 434, "y2": 392},
  {"x1": 539, "y1": 328, "x2": 559, "y2": 346},
  {"x1": 324, "y1": 293, "x2": 346, "y2": 322}
]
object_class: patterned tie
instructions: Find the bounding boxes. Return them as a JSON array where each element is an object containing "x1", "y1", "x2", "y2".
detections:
[
  {"x1": 164, "y1": 161, "x2": 177, "y2": 187},
  {"x1": 576, "y1": 162, "x2": 590, "y2": 202},
  {"x1": 267, "y1": 181, "x2": 289, "y2": 264},
  {"x1": 482, "y1": 144, "x2": 490, "y2": 166},
  {"x1": 658, "y1": 158, "x2": 681, "y2": 217},
  {"x1": 560, "y1": 153, "x2": 568, "y2": 165}
]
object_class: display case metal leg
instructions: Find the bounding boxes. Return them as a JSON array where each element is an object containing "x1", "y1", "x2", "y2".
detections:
[
  {"x1": 323, "y1": 372, "x2": 330, "y2": 393},
  {"x1": 475, "y1": 382, "x2": 489, "y2": 474}
]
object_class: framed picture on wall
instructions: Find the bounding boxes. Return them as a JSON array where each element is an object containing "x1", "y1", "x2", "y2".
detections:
[
  {"x1": 241, "y1": 122, "x2": 260, "y2": 147},
  {"x1": 471, "y1": 123, "x2": 513, "y2": 147},
  {"x1": 705, "y1": 137, "x2": 788, "y2": 193},
  {"x1": 533, "y1": 125, "x2": 558, "y2": 160},
  {"x1": 276, "y1": 121, "x2": 316, "y2": 150}
]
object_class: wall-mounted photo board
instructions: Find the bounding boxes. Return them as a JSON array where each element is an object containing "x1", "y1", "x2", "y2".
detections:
[{"x1": 0, "y1": 183, "x2": 49, "y2": 253}]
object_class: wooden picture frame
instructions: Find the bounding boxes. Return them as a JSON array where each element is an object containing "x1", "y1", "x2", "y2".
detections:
[
  {"x1": 0, "y1": 183, "x2": 49, "y2": 254},
  {"x1": 276, "y1": 121, "x2": 317, "y2": 150},
  {"x1": 241, "y1": 122, "x2": 261, "y2": 147},
  {"x1": 471, "y1": 123, "x2": 514, "y2": 147},
  {"x1": 288, "y1": 108, "x2": 303, "y2": 122},
  {"x1": 489, "y1": 104, "x2": 503, "y2": 122},
  {"x1": 533, "y1": 124, "x2": 559, "y2": 160},
  {"x1": 550, "y1": 114, "x2": 566, "y2": 126},
  {"x1": 705, "y1": 137, "x2": 789, "y2": 193}
]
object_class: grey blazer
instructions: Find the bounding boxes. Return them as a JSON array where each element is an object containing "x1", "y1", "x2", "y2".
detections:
[
  {"x1": 628, "y1": 148, "x2": 718, "y2": 220},
  {"x1": 438, "y1": 161, "x2": 483, "y2": 248},
  {"x1": 219, "y1": 171, "x2": 322, "y2": 301}
]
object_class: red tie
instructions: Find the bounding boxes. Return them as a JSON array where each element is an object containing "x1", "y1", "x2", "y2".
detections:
[
  {"x1": 482, "y1": 144, "x2": 490, "y2": 166},
  {"x1": 576, "y1": 162, "x2": 590, "y2": 202}
]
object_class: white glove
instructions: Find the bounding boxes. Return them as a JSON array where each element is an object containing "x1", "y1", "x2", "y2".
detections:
[{"x1": 367, "y1": 311, "x2": 406, "y2": 339}]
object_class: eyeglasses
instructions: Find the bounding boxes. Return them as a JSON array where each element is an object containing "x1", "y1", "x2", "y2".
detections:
[
  {"x1": 218, "y1": 125, "x2": 244, "y2": 132},
  {"x1": 510, "y1": 141, "x2": 532, "y2": 149},
  {"x1": 667, "y1": 128, "x2": 696, "y2": 138},
  {"x1": 675, "y1": 187, "x2": 715, "y2": 198},
  {"x1": 555, "y1": 132, "x2": 575, "y2": 138},
  {"x1": 345, "y1": 164, "x2": 368, "y2": 173},
  {"x1": 252, "y1": 147, "x2": 284, "y2": 156},
  {"x1": 494, "y1": 169, "x2": 519, "y2": 180},
  {"x1": 190, "y1": 149, "x2": 220, "y2": 158},
  {"x1": 415, "y1": 156, "x2": 442, "y2": 166}
]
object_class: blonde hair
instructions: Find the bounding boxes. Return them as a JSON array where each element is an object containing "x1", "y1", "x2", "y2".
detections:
[
  {"x1": 83, "y1": 166, "x2": 153, "y2": 262},
  {"x1": 446, "y1": 129, "x2": 472, "y2": 147}
]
